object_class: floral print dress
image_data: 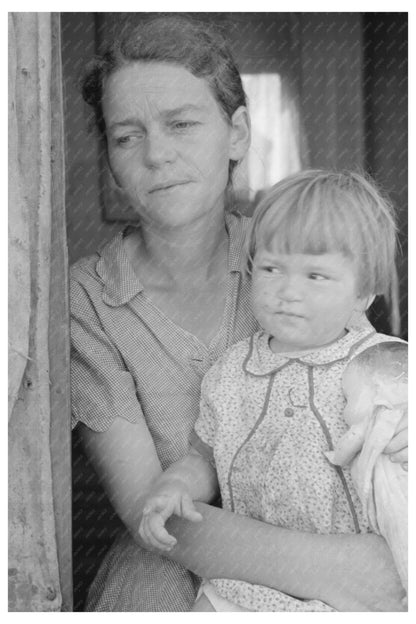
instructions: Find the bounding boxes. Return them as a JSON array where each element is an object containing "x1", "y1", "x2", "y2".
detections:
[{"x1": 192, "y1": 322, "x2": 401, "y2": 611}]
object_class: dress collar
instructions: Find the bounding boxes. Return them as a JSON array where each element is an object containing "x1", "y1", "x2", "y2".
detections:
[
  {"x1": 96, "y1": 211, "x2": 247, "y2": 307},
  {"x1": 243, "y1": 319, "x2": 376, "y2": 377}
]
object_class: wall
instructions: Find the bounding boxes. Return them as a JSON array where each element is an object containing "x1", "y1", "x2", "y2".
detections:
[
  {"x1": 364, "y1": 14, "x2": 408, "y2": 337},
  {"x1": 61, "y1": 13, "x2": 120, "y2": 265}
]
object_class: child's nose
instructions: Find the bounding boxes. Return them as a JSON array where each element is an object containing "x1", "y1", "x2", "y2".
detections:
[{"x1": 277, "y1": 275, "x2": 302, "y2": 301}]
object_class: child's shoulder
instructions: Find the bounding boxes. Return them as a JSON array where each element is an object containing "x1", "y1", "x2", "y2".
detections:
[
  {"x1": 351, "y1": 331, "x2": 407, "y2": 360},
  {"x1": 214, "y1": 333, "x2": 258, "y2": 368},
  {"x1": 202, "y1": 333, "x2": 259, "y2": 386}
]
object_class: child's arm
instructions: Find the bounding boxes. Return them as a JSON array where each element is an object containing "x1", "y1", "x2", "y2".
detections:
[
  {"x1": 81, "y1": 418, "x2": 406, "y2": 611},
  {"x1": 139, "y1": 448, "x2": 219, "y2": 550}
]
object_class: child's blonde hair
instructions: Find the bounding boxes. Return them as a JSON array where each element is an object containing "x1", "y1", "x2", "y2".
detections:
[{"x1": 246, "y1": 169, "x2": 401, "y2": 335}]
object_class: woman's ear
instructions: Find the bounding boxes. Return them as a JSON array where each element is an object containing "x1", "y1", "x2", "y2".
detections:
[{"x1": 229, "y1": 106, "x2": 251, "y2": 162}]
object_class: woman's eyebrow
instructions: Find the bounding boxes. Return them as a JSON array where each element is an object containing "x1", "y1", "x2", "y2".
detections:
[
  {"x1": 108, "y1": 117, "x2": 145, "y2": 131},
  {"x1": 108, "y1": 105, "x2": 206, "y2": 131},
  {"x1": 163, "y1": 104, "x2": 206, "y2": 117}
]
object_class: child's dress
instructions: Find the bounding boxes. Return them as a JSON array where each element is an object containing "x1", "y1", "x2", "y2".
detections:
[{"x1": 191, "y1": 321, "x2": 402, "y2": 611}]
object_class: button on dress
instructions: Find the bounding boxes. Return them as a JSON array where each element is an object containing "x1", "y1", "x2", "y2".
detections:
[{"x1": 193, "y1": 324, "x2": 401, "y2": 611}]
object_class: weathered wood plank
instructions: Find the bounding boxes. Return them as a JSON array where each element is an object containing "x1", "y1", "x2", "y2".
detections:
[
  {"x1": 48, "y1": 12, "x2": 73, "y2": 612},
  {"x1": 8, "y1": 13, "x2": 31, "y2": 419},
  {"x1": 8, "y1": 12, "x2": 65, "y2": 611}
]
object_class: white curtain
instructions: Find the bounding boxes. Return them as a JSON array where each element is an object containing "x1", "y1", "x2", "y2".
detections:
[{"x1": 236, "y1": 73, "x2": 302, "y2": 200}]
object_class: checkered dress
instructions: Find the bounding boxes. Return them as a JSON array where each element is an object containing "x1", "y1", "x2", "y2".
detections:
[{"x1": 70, "y1": 212, "x2": 259, "y2": 611}]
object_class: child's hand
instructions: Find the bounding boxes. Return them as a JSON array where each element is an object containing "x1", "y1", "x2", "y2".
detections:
[{"x1": 139, "y1": 479, "x2": 203, "y2": 551}]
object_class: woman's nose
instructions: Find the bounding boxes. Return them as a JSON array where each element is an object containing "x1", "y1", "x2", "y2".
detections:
[{"x1": 143, "y1": 130, "x2": 176, "y2": 168}]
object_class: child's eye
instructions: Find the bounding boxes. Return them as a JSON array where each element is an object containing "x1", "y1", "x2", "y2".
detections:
[
  {"x1": 261, "y1": 266, "x2": 282, "y2": 275},
  {"x1": 309, "y1": 273, "x2": 328, "y2": 281}
]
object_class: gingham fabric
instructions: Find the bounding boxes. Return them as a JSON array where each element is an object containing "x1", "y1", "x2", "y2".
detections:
[{"x1": 70, "y1": 211, "x2": 259, "y2": 611}]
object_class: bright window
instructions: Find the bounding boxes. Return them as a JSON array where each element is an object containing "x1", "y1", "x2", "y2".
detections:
[{"x1": 235, "y1": 73, "x2": 302, "y2": 201}]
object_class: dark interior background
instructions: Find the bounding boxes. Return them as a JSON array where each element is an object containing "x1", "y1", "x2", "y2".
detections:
[{"x1": 61, "y1": 12, "x2": 408, "y2": 610}]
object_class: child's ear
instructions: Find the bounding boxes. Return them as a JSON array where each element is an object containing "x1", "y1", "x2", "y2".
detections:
[
  {"x1": 355, "y1": 294, "x2": 375, "y2": 312},
  {"x1": 229, "y1": 106, "x2": 251, "y2": 162}
]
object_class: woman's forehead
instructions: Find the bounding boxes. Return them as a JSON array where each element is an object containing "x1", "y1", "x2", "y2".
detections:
[{"x1": 103, "y1": 61, "x2": 217, "y2": 117}]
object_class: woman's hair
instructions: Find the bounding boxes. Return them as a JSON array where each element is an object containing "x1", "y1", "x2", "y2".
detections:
[
  {"x1": 81, "y1": 14, "x2": 247, "y2": 179},
  {"x1": 246, "y1": 169, "x2": 401, "y2": 334}
]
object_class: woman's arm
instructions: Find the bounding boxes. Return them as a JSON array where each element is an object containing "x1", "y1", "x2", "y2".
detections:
[
  {"x1": 165, "y1": 503, "x2": 406, "y2": 612},
  {"x1": 80, "y1": 417, "x2": 406, "y2": 612}
]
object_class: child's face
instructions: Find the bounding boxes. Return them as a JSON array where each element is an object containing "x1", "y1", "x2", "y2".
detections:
[{"x1": 251, "y1": 249, "x2": 367, "y2": 353}]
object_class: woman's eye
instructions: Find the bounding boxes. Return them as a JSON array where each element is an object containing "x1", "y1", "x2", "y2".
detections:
[
  {"x1": 115, "y1": 135, "x2": 141, "y2": 147},
  {"x1": 172, "y1": 121, "x2": 198, "y2": 130}
]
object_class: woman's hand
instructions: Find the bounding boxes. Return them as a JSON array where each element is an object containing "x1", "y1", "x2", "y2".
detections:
[
  {"x1": 383, "y1": 408, "x2": 408, "y2": 469},
  {"x1": 139, "y1": 479, "x2": 202, "y2": 551}
]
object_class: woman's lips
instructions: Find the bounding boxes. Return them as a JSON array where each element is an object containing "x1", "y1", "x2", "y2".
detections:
[{"x1": 149, "y1": 181, "x2": 191, "y2": 193}]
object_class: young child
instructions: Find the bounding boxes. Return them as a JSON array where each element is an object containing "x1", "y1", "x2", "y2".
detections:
[
  {"x1": 138, "y1": 170, "x2": 407, "y2": 611},
  {"x1": 326, "y1": 342, "x2": 408, "y2": 593}
]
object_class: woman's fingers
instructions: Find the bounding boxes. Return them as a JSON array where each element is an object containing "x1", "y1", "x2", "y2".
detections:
[
  {"x1": 384, "y1": 427, "x2": 408, "y2": 462},
  {"x1": 388, "y1": 451, "x2": 408, "y2": 471},
  {"x1": 383, "y1": 407, "x2": 407, "y2": 468},
  {"x1": 384, "y1": 408, "x2": 407, "y2": 452}
]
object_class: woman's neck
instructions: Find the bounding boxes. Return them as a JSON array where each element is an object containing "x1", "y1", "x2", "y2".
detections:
[{"x1": 125, "y1": 210, "x2": 229, "y2": 285}]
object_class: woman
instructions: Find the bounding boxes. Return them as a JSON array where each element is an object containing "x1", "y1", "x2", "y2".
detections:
[{"x1": 71, "y1": 14, "x2": 407, "y2": 611}]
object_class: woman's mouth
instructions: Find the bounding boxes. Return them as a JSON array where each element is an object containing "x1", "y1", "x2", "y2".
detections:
[{"x1": 149, "y1": 180, "x2": 191, "y2": 193}]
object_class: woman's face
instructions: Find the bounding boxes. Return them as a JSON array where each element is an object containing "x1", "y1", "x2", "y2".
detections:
[{"x1": 102, "y1": 61, "x2": 248, "y2": 229}]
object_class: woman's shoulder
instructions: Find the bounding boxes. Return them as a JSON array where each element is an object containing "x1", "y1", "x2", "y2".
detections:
[
  {"x1": 71, "y1": 230, "x2": 127, "y2": 287},
  {"x1": 226, "y1": 209, "x2": 251, "y2": 231},
  {"x1": 70, "y1": 231, "x2": 128, "y2": 317},
  {"x1": 70, "y1": 252, "x2": 100, "y2": 285}
]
